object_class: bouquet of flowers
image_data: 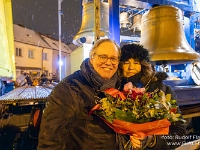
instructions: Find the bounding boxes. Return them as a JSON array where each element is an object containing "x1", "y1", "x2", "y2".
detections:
[{"x1": 89, "y1": 82, "x2": 186, "y2": 138}]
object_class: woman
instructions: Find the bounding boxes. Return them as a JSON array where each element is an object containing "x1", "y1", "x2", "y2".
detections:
[
  {"x1": 119, "y1": 43, "x2": 186, "y2": 150},
  {"x1": 37, "y1": 39, "x2": 122, "y2": 150}
]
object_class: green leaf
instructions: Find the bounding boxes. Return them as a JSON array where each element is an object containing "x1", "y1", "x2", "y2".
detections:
[
  {"x1": 103, "y1": 114, "x2": 115, "y2": 123},
  {"x1": 165, "y1": 94, "x2": 171, "y2": 102},
  {"x1": 149, "y1": 98, "x2": 157, "y2": 104},
  {"x1": 158, "y1": 91, "x2": 163, "y2": 97},
  {"x1": 148, "y1": 109, "x2": 155, "y2": 117},
  {"x1": 152, "y1": 93, "x2": 159, "y2": 99},
  {"x1": 144, "y1": 112, "x2": 150, "y2": 118},
  {"x1": 114, "y1": 108, "x2": 136, "y2": 122},
  {"x1": 135, "y1": 118, "x2": 151, "y2": 124},
  {"x1": 170, "y1": 100, "x2": 177, "y2": 105}
]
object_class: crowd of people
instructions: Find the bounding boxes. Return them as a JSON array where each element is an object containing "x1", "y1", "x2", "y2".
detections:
[
  {"x1": 36, "y1": 38, "x2": 187, "y2": 150},
  {"x1": 15, "y1": 71, "x2": 51, "y2": 87}
]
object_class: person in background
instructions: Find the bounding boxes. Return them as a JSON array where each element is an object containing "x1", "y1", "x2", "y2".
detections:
[
  {"x1": 16, "y1": 71, "x2": 27, "y2": 87},
  {"x1": 0, "y1": 79, "x2": 6, "y2": 96},
  {"x1": 40, "y1": 72, "x2": 46, "y2": 78},
  {"x1": 25, "y1": 73, "x2": 33, "y2": 86},
  {"x1": 119, "y1": 43, "x2": 186, "y2": 150},
  {"x1": 37, "y1": 39, "x2": 123, "y2": 150},
  {"x1": 39, "y1": 72, "x2": 49, "y2": 85}
]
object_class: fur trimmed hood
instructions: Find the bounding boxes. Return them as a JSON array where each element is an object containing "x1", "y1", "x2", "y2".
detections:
[{"x1": 120, "y1": 43, "x2": 150, "y2": 62}]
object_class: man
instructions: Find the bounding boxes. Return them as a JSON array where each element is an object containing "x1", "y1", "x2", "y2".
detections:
[
  {"x1": 37, "y1": 39, "x2": 121, "y2": 150},
  {"x1": 25, "y1": 73, "x2": 33, "y2": 86}
]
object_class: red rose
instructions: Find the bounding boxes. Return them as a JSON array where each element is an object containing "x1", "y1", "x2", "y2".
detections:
[{"x1": 131, "y1": 90, "x2": 143, "y2": 100}]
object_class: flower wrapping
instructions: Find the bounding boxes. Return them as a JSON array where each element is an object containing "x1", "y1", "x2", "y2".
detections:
[{"x1": 89, "y1": 82, "x2": 185, "y2": 138}]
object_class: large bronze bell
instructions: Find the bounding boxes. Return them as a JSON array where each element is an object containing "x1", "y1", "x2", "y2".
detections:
[
  {"x1": 120, "y1": 12, "x2": 132, "y2": 28},
  {"x1": 132, "y1": 14, "x2": 142, "y2": 32},
  {"x1": 73, "y1": 2, "x2": 109, "y2": 46},
  {"x1": 140, "y1": 5, "x2": 199, "y2": 64}
]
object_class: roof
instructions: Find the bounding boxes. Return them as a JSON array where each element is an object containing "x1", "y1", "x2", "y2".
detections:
[
  {"x1": 13, "y1": 24, "x2": 74, "y2": 54},
  {"x1": 13, "y1": 24, "x2": 51, "y2": 48},
  {"x1": 0, "y1": 86, "x2": 52, "y2": 104},
  {"x1": 67, "y1": 43, "x2": 78, "y2": 51},
  {"x1": 41, "y1": 35, "x2": 73, "y2": 54}
]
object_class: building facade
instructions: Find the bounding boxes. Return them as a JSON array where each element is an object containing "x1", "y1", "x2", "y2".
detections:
[{"x1": 14, "y1": 24, "x2": 73, "y2": 81}]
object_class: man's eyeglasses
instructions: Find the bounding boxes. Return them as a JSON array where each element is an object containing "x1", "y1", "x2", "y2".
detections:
[{"x1": 94, "y1": 54, "x2": 119, "y2": 64}]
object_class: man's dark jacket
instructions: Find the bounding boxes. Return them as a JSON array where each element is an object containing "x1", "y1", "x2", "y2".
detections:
[{"x1": 37, "y1": 70, "x2": 119, "y2": 149}]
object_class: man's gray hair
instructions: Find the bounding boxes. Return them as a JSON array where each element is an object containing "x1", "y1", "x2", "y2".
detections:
[{"x1": 89, "y1": 38, "x2": 121, "y2": 59}]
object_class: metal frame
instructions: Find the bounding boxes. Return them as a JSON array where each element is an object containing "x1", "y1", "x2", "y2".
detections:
[
  {"x1": 119, "y1": 0, "x2": 199, "y2": 12},
  {"x1": 108, "y1": 0, "x2": 200, "y2": 45},
  {"x1": 108, "y1": 0, "x2": 120, "y2": 44}
]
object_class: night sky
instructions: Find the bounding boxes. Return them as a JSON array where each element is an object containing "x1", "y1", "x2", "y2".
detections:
[{"x1": 12, "y1": 0, "x2": 82, "y2": 44}]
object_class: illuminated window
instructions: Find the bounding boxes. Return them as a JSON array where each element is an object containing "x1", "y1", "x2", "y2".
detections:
[
  {"x1": 28, "y1": 50, "x2": 34, "y2": 58},
  {"x1": 43, "y1": 52, "x2": 48, "y2": 60},
  {"x1": 16, "y1": 48, "x2": 22, "y2": 56}
]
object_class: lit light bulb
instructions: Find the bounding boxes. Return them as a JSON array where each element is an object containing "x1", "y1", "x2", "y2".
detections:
[{"x1": 59, "y1": 60, "x2": 63, "y2": 66}]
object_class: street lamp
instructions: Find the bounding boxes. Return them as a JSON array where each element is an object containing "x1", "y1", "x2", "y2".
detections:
[{"x1": 58, "y1": 0, "x2": 63, "y2": 81}]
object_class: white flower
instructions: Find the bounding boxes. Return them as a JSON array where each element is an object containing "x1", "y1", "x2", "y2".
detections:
[{"x1": 160, "y1": 90, "x2": 169, "y2": 110}]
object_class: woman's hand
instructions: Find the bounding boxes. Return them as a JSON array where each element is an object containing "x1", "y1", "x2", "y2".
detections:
[
  {"x1": 130, "y1": 135, "x2": 147, "y2": 149},
  {"x1": 130, "y1": 135, "x2": 155, "y2": 149}
]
